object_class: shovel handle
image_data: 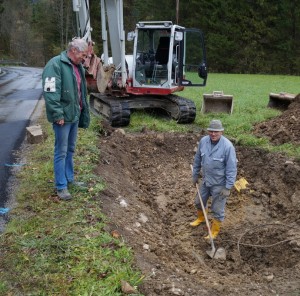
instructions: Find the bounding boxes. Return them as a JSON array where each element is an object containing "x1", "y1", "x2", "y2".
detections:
[{"x1": 190, "y1": 165, "x2": 216, "y2": 250}]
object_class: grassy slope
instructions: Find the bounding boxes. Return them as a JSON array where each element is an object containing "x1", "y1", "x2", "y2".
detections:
[
  {"x1": 0, "y1": 119, "x2": 143, "y2": 295},
  {"x1": 0, "y1": 74, "x2": 299, "y2": 295}
]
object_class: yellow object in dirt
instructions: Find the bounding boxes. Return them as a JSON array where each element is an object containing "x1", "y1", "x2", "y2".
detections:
[{"x1": 234, "y1": 178, "x2": 249, "y2": 192}]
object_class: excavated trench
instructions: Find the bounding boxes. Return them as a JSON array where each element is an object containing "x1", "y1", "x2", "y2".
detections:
[{"x1": 93, "y1": 122, "x2": 300, "y2": 295}]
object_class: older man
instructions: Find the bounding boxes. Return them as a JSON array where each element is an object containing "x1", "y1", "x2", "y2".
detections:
[
  {"x1": 190, "y1": 119, "x2": 237, "y2": 239},
  {"x1": 42, "y1": 38, "x2": 90, "y2": 200}
]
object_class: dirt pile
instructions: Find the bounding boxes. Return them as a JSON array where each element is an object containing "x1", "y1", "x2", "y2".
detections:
[
  {"x1": 95, "y1": 127, "x2": 300, "y2": 296},
  {"x1": 253, "y1": 93, "x2": 300, "y2": 145}
]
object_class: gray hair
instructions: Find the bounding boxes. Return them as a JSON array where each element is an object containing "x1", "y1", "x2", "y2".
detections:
[{"x1": 68, "y1": 37, "x2": 88, "y2": 52}]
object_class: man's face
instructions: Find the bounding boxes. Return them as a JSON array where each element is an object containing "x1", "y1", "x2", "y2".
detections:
[
  {"x1": 70, "y1": 47, "x2": 88, "y2": 65},
  {"x1": 208, "y1": 130, "x2": 223, "y2": 142}
]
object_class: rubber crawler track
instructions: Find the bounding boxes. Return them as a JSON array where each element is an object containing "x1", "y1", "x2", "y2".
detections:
[
  {"x1": 169, "y1": 95, "x2": 196, "y2": 124},
  {"x1": 90, "y1": 93, "x2": 196, "y2": 127}
]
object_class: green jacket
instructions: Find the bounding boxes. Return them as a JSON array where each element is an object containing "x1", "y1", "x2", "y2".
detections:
[{"x1": 42, "y1": 51, "x2": 90, "y2": 128}]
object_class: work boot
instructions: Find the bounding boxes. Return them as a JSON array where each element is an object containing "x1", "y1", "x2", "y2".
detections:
[
  {"x1": 190, "y1": 209, "x2": 207, "y2": 226},
  {"x1": 57, "y1": 188, "x2": 72, "y2": 201},
  {"x1": 204, "y1": 219, "x2": 221, "y2": 239}
]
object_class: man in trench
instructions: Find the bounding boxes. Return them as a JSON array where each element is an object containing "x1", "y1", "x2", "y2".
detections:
[{"x1": 190, "y1": 119, "x2": 237, "y2": 239}]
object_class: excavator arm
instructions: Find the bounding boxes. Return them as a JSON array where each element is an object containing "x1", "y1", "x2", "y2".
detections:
[
  {"x1": 72, "y1": 0, "x2": 92, "y2": 41},
  {"x1": 73, "y1": 0, "x2": 127, "y2": 90}
]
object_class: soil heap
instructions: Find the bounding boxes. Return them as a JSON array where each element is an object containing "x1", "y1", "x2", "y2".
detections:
[
  {"x1": 253, "y1": 93, "x2": 300, "y2": 145},
  {"x1": 95, "y1": 126, "x2": 300, "y2": 296}
]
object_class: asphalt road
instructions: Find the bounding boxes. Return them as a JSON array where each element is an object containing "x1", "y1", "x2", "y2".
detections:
[{"x1": 0, "y1": 66, "x2": 43, "y2": 209}]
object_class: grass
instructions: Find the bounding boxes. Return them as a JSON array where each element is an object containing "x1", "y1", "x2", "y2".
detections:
[
  {"x1": 0, "y1": 73, "x2": 299, "y2": 295},
  {"x1": 0, "y1": 117, "x2": 143, "y2": 295}
]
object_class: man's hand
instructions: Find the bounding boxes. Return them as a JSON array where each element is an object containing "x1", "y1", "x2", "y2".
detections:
[
  {"x1": 192, "y1": 178, "x2": 198, "y2": 187},
  {"x1": 220, "y1": 188, "x2": 230, "y2": 198},
  {"x1": 56, "y1": 119, "x2": 64, "y2": 126}
]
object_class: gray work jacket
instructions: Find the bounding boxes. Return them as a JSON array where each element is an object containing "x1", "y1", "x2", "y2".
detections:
[{"x1": 192, "y1": 135, "x2": 237, "y2": 189}]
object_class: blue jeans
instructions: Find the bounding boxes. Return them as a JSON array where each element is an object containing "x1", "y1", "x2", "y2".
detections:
[
  {"x1": 194, "y1": 182, "x2": 227, "y2": 221},
  {"x1": 52, "y1": 122, "x2": 78, "y2": 190}
]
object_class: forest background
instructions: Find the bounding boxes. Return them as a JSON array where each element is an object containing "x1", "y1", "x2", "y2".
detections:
[{"x1": 0, "y1": 0, "x2": 299, "y2": 75}]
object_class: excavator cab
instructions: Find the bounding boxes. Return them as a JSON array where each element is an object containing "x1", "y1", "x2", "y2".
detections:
[{"x1": 128, "y1": 21, "x2": 207, "y2": 95}]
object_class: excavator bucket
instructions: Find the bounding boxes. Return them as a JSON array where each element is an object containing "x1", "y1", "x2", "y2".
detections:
[
  {"x1": 267, "y1": 92, "x2": 296, "y2": 110},
  {"x1": 201, "y1": 91, "x2": 233, "y2": 114}
]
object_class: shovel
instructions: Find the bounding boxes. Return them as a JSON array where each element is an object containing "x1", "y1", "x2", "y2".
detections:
[{"x1": 191, "y1": 165, "x2": 226, "y2": 260}]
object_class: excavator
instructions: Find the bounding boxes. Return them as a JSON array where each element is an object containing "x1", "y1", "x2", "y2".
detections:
[{"x1": 73, "y1": 0, "x2": 208, "y2": 126}]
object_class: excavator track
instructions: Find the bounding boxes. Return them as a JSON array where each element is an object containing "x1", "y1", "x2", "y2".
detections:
[
  {"x1": 89, "y1": 93, "x2": 196, "y2": 127},
  {"x1": 168, "y1": 95, "x2": 196, "y2": 123},
  {"x1": 89, "y1": 93, "x2": 131, "y2": 127}
]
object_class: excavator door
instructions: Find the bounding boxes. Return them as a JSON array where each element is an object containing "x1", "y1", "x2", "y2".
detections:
[{"x1": 177, "y1": 28, "x2": 207, "y2": 87}]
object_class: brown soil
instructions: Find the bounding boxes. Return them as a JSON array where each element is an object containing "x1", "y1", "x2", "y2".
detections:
[
  {"x1": 94, "y1": 122, "x2": 300, "y2": 295},
  {"x1": 253, "y1": 94, "x2": 300, "y2": 145}
]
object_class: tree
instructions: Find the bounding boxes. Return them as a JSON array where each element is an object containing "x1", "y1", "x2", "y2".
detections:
[{"x1": 0, "y1": 0, "x2": 298, "y2": 74}]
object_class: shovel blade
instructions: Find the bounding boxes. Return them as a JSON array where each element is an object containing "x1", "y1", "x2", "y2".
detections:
[
  {"x1": 206, "y1": 249, "x2": 216, "y2": 259},
  {"x1": 206, "y1": 247, "x2": 226, "y2": 260},
  {"x1": 214, "y1": 247, "x2": 226, "y2": 260}
]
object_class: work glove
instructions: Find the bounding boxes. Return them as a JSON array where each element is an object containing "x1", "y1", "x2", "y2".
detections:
[{"x1": 220, "y1": 188, "x2": 230, "y2": 198}]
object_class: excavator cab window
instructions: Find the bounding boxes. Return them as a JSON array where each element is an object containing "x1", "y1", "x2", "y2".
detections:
[
  {"x1": 134, "y1": 28, "x2": 171, "y2": 85},
  {"x1": 133, "y1": 26, "x2": 206, "y2": 87},
  {"x1": 152, "y1": 36, "x2": 170, "y2": 84},
  {"x1": 155, "y1": 36, "x2": 170, "y2": 65}
]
